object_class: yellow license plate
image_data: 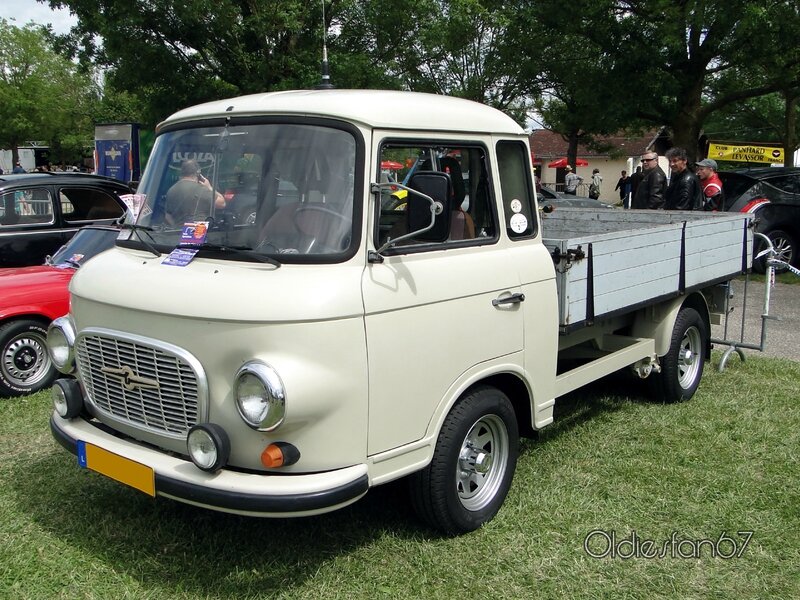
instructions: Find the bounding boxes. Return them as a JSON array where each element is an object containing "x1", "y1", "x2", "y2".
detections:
[{"x1": 77, "y1": 441, "x2": 156, "y2": 497}]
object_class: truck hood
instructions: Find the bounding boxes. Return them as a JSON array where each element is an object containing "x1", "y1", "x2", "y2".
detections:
[
  {"x1": 70, "y1": 247, "x2": 365, "y2": 322},
  {"x1": 0, "y1": 265, "x2": 74, "y2": 315}
]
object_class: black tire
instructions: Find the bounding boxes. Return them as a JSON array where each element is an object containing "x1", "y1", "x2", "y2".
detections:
[
  {"x1": 757, "y1": 229, "x2": 796, "y2": 273},
  {"x1": 0, "y1": 319, "x2": 57, "y2": 397},
  {"x1": 649, "y1": 308, "x2": 707, "y2": 403},
  {"x1": 409, "y1": 386, "x2": 519, "y2": 535}
]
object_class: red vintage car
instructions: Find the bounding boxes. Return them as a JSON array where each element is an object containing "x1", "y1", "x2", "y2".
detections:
[{"x1": 0, "y1": 226, "x2": 120, "y2": 397}]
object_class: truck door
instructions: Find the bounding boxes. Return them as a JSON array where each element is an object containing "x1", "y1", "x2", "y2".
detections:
[{"x1": 362, "y1": 141, "x2": 524, "y2": 455}]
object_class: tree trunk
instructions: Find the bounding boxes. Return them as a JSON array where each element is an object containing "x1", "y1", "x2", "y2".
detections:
[{"x1": 784, "y1": 90, "x2": 798, "y2": 168}]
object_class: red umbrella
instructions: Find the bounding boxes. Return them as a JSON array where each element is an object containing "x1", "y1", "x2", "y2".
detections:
[
  {"x1": 381, "y1": 160, "x2": 404, "y2": 171},
  {"x1": 547, "y1": 157, "x2": 589, "y2": 168}
]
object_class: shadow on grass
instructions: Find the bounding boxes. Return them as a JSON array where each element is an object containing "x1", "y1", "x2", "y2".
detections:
[
  {"x1": 530, "y1": 368, "x2": 656, "y2": 448},
  {"x1": 9, "y1": 370, "x2": 659, "y2": 597},
  {"x1": 11, "y1": 449, "x2": 428, "y2": 597}
]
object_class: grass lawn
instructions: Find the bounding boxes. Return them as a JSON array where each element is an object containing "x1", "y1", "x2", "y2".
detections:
[{"x1": 1, "y1": 354, "x2": 798, "y2": 599}]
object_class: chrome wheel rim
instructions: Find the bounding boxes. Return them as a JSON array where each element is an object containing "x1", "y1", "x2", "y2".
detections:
[
  {"x1": 2, "y1": 331, "x2": 51, "y2": 388},
  {"x1": 772, "y1": 235, "x2": 793, "y2": 266},
  {"x1": 677, "y1": 325, "x2": 702, "y2": 389},
  {"x1": 456, "y1": 414, "x2": 509, "y2": 511}
]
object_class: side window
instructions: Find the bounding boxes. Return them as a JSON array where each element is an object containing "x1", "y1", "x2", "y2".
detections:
[
  {"x1": 0, "y1": 188, "x2": 54, "y2": 226},
  {"x1": 59, "y1": 187, "x2": 125, "y2": 222},
  {"x1": 496, "y1": 141, "x2": 537, "y2": 239},
  {"x1": 768, "y1": 175, "x2": 800, "y2": 195},
  {"x1": 376, "y1": 143, "x2": 496, "y2": 251}
]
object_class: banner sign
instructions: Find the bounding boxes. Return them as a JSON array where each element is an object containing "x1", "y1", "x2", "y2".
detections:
[
  {"x1": 94, "y1": 123, "x2": 141, "y2": 182},
  {"x1": 708, "y1": 143, "x2": 784, "y2": 165}
]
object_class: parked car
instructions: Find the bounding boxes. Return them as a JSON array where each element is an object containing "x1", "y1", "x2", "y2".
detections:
[
  {"x1": 538, "y1": 185, "x2": 615, "y2": 209},
  {"x1": 0, "y1": 225, "x2": 120, "y2": 397},
  {"x1": 720, "y1": 167, "x2": 800, "y2": 272},
  {"x1": 0, "y1": 173, "x2": 129, "y2": 267}
]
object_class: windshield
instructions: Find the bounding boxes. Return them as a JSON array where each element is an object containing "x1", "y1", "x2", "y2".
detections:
[
  {"x1": 51, "y1": 227, "x2": 119, "y2": 267},
  {"x1": 127, "y1": 122, "x2": 358, "y2": 262}
]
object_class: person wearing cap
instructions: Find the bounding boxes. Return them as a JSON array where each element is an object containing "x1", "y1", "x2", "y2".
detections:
[
  {"x1": 165, "y1": 159, "x2": 226, "y2": 226},
  {"x1": 564, "y1": 165, "x2": 582, "y2": 196},
  {"x1": 631, "y1": 152, "x2": 667, "y2": 209},
  {"x1": 695, "y1": 158, "x2": 725, "y2": 211}
]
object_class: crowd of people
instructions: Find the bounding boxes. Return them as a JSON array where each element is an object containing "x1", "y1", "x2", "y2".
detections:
[
  {"x1": 0, "y1": 160, "x2": 88, "y2": 175},
  {"x1": 555, "y1": 147, "x2": 724, "y2": 212},
  {"x1": 630, "y1": 148, "x2": 724, "y2": 211}
]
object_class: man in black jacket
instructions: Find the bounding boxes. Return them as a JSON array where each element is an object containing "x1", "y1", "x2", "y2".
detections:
[
  {"x1": 631, "y1": 152, "x2": 666, "y2": 209},
  {"x1": 664, "y1": 147, "x2": 703, "y2": 210}
]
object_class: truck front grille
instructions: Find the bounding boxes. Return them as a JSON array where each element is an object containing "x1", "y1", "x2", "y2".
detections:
[{"x1": 75, "y1": 331, "x2": 206, "y2": 438}]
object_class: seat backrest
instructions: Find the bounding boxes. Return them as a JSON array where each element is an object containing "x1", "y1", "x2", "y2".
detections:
[{"x1": 440, "y1": 156, "x2": 474, "y2": 239}]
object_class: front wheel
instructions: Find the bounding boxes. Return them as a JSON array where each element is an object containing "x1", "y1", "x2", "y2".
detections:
[
  {"x1": 409, "y1": 386, "x2": 519, "y2": 535},
  {"x1": 0, "y1": 319, "x2": 57, "y2": 397},
  {"x1": 649, "y1": 307, "x2": 707, "y2": 403}
]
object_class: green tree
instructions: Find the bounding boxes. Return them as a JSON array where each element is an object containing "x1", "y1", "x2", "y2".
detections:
[
  {"x1": 512, "y1": 0, "x2": 800, "y2": 163},
  {"x1": 339, "y1": 0, "x2": 539, "y2": 123},
  {"x1": 47, "y1": 0, "x2": 381, "y2": 125},
  {"x1": 599, "y1": 0, "x2": 796, "y2": 160},
  {"x1": 0, "y1": 19, "x2": 99, "y2": 165}
]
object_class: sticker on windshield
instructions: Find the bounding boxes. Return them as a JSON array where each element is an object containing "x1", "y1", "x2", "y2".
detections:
[
  {"x1": 119, "y1": 194, "x2": 147, "y2": 221},
  {"x1": 179, "y1": 221, "x2": 209, "y2": 246},
  {"x1": 510, "y1": 199, "x2": 523, "y2": 214},
  {"x1": 509, "y1": 213, "x2": 528, "y2": 234},
  {"x1": 162, "y1": 248, "x2": 199, "y2": 267}
]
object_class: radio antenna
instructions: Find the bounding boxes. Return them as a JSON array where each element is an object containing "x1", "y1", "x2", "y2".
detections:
[{"x1": 315, "y1": 0, "x2": 334, "y2": 89}]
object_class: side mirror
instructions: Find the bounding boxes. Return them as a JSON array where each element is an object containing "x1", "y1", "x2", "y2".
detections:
[{"x1": 406, "y1": 172, "x2": 451, "y2": 242}]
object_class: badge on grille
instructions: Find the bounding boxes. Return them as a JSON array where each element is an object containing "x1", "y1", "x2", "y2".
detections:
[{"x1": 101, "y1": 365, "x2": 160, "y2": 392}]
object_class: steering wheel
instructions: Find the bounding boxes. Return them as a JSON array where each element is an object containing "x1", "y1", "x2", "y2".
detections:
[{"x1": 292, "y1": 204, "x2": 352, "y2": 253}]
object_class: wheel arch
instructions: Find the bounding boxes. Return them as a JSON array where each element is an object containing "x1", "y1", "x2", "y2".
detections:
[
  {"x1": 631, "y1": 291, "x2": 711, "y2": 358},
  {"x1": 428, "y1": 369, "x2": 535, "y2": 444}
]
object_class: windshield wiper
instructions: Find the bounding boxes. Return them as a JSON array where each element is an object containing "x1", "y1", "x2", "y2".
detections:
[
  {"x1": 120, "y1": 223, "x2": 162, "y2": 257},
  {"x1": 180, "y1": 242, "x2": 281, "y2": 267}
]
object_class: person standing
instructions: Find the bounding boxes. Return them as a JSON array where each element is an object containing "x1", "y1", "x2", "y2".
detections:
[
  {"x1": 664, "y1": 147, "x2": 703, "y2": 211},
  {"x1": 12, "y1": 161, "x2": 25, "y2": 174},
  {"x1": 614, "y1": 170, "x2": 628, "y2": 205},
  {"x1": 631, "y1": 153, "x2": 667, "y2": 209},
  {"x1": 628, "y1": 166, "x2": 643, "y2": 209},
  {"x1": 589, "y1": 168, "x2": 602, "y2": 199},
  {"x1": 564, "y1": 165, "x2": 582, "y2": 195},
  {"x1": 695, "y1": 158, "x2": 725, "y2": 211}
]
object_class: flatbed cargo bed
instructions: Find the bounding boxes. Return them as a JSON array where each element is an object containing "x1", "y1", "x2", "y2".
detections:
[{"x1": 541, "y1": 208, "x2": 753, "y2": 330}]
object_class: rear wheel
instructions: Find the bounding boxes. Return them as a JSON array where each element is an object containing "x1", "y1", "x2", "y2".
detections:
[
  {"x1": 0, "y1": 319, "x2": 57, "y2": 397},
  {"x1": 409, "y1": 386, "x2": 519, "y2": 535},
  {"x1": 649, "y1": 308, "x2": 707, "y2": 403}
]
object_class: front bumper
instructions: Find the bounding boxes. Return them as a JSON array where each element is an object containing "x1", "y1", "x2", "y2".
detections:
[{"x1": 50, "y1": 414, "x2": 369, "y2": 517}]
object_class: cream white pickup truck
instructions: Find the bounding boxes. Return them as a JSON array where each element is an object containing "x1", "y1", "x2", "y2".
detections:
[{"x1": 47, "y1": 90, "x2": 752, "y2": 534}]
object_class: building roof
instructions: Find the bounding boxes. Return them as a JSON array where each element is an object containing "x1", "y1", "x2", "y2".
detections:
[{"x1": 529, "y1": 129, "x2": 666, "y2": 163}]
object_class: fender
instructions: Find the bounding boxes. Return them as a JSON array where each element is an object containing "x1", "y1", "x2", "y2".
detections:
[{"x1": 630, "y1": 291, "x2": 711, "y2": 358}]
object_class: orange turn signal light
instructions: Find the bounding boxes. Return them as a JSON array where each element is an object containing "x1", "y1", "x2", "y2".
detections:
[
  {"x1": 260, "y1": 442, "x2": 301, "y2": 469},
  {"x1": 261, "y1": 444, "x2": 284, "y2": 468}
]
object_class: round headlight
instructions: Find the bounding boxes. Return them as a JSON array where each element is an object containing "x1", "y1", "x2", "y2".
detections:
[
  {"x1": 47, "y1": 316, "x2": 76, "y2": 374},
  {"x1": 234, "y1": 361, "x2": 286, "y2": 431},
  {"x1": 52, "y1": 378, "x2": 84, "y2": 419},
  {"x1": 187, "y1": 424, "x2": 230, "y2": 472}
]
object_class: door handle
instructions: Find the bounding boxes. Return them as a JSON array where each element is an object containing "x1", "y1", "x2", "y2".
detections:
[{"x1": 492, "y1": 293, "x2": 525, "y2": 307}]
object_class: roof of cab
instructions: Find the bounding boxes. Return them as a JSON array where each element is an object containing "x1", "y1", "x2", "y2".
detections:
[{"x1": 159, "y1": 89, "x2": 525, "y2": 136}]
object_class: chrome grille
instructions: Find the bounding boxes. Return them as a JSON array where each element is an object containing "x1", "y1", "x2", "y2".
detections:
[{"x1": 76, "y1": 332, "x2": 203, "y2": 437}]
